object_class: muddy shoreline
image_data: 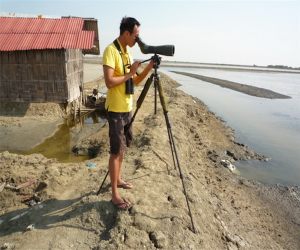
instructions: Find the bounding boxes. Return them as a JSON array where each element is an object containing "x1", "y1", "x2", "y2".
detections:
[
  {"x1": 161, "y1": 62, "x2": 300, "y2": 74},
  {"x1": 172, "y1": 71, "x2": 291, "y2": 99},
  {"x1": 0, "y1": 103, "x2": 65, "y2": 152},
  {"x1": 0, "y1": 67, "x2": 299, "y2": 249}
]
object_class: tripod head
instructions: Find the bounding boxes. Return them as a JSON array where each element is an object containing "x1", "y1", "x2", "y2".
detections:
[
  {"x1": 151, "y1": 54, "x2": 161, "y2": 67},
  {"x1": 140, "y1": 54, "x2": 161, "y2": 70}
]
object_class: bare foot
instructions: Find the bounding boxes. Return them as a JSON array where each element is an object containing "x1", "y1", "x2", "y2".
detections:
[
  {"x1": 117, "y1": 180, "x2": 133, "y2": 189},
  {"x1": 111, "y1": 197, "x2": 132, "y2": 210}
]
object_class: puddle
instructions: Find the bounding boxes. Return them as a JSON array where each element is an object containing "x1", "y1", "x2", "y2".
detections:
[{"x1": 21, "y1": 110, "x2": 106, "y2": 163}]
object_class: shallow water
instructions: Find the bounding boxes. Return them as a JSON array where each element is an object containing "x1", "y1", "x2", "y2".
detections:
[
  {"x1": 162, "y1": 67, "x2": 300, "y2": 186},
  {"x1": 24, "y1": 111, "x2": 106, "y2": 163}
]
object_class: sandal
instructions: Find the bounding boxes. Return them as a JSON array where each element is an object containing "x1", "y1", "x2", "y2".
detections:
[
  {"x1": 117, "y1": 181, "x2": 133, "y2": 189},
  {"x1": 111, "y1": 198, "x2": 132, "y2": 210}
]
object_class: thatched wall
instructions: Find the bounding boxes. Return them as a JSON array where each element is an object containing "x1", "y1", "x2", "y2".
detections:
[{"x1": 0, "y1": 49, "x2": 83, "y2": 103}]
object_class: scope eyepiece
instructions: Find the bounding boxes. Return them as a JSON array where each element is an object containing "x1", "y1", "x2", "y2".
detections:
[{"x1": 136, "y1": 37, "x2": 175, "y2": 56}]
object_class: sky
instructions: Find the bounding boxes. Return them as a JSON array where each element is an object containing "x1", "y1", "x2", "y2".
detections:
[{"x1": 0, "y1": 0, "x2": 299, "y2": 67}]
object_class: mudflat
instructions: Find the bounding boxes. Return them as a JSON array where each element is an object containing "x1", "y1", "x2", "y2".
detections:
[
  {"x1": 172, "y1": 71, "x2": 291, "y2": 99},
  {"x1": 0, "y1": 68, "x2": 299, "y2": 249}
]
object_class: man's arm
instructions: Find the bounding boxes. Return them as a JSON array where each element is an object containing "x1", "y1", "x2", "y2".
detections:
[
  {"x1": 133, "y1": 60, "x2": 154, "y2": 85},
  {"x1": 103, "y1": 61, "x2": 140, "y2": 89}
]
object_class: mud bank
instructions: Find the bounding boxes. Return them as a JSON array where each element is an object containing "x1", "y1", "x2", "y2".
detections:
[
  {"x1": 0, "y1": 72, "x2": 299, "y2": 249},
  {"x1": 172, "y1": 71, "x2": 291, "y2": 99}
]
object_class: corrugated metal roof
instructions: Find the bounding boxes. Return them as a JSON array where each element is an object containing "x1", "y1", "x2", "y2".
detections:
[{"x1": 0, "y1": 17, "x2": 95, "y2": 51}]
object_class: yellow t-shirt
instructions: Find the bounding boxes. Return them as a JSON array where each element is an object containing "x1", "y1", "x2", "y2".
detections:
[{"x1": 103, "y1": 40, "x2": 133, "y2": 112}]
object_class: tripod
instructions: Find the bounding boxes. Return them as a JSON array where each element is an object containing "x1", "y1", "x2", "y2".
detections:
[{"x1": 97, "y1": 55, "x2": 196, "y2": 233}]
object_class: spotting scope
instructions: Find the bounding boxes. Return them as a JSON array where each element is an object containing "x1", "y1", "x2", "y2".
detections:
[{"x1": 136, "y1": 37, "x2": 175, "y2": 56}]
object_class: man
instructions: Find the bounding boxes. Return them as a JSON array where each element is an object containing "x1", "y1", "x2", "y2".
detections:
[{"x1": 103, "y1": 17, "x2": 154, "y2": 209}]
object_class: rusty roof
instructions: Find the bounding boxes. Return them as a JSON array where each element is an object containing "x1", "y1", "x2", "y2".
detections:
[{"x1": 0, "y1": 17, "x2": 95, "y2": 51}]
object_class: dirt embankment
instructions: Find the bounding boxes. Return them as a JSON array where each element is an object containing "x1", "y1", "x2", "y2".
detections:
[
  {"x1": 172, "y1": 71, "x2": 291, "y2": 99},
  {"x1": 0, "y1": 72, "x2": 300, "y2": 249}
]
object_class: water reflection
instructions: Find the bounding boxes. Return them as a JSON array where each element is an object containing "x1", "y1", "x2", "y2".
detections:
[
  {"x1": 162, "y1": 67, "x2": 300, "y2": 186},
  {"x1": 25, "y1": 111, "x2": 106, "y2": 163}
]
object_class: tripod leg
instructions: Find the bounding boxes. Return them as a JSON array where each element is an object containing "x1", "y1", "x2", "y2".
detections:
[
  {"x1": 124, "y1": 74, "x2": 154, "y2": 133},
  {"x1": 156, "y1": 77, "x2": 197, "y2": 234},
  {"x1": 96, "y1": 170, "x2": 109, "y2": 195},
  {"x1": 155, "y1": 77, "x2": 177, "y2": 169},
  {"x1": 167, "y1": 126, "x2": 177, "y2": 169},
  {"x1": 154, "y1": 80, "x2": 158, "y2": 114}
]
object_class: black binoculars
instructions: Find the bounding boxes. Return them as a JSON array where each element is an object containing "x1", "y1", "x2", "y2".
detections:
[{"x1": 125, "y1": 78, "x2": 134, "y2": 95}]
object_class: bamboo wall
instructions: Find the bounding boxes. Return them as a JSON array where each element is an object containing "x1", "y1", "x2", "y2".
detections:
[
  {"x1": 65, "y1": 49, "x2": 83, "y2": 103},
  {"x1": 0, "y1": 49, "x2": 83, "y2": 103}
]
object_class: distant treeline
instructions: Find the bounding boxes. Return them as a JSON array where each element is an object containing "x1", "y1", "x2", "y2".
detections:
[{"x1": 266, "y1": 65, "x2": 300, "y2": 70}]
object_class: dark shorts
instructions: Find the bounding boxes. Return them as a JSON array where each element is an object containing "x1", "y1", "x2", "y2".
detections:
[{"x1": 107, "y1": 111, "x2": 133, "y2": 155}]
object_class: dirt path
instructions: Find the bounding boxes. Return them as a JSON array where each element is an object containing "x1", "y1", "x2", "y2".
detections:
[{"x1": 1, "y1": 72, "x2": 299, "y2": 249}]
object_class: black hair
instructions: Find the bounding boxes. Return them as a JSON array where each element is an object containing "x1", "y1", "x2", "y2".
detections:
[{"x1": 120, "y1": 17, "x2": 140, "y2": 35}]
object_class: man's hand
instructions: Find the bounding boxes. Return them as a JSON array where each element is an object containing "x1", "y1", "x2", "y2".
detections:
[
  {"x1": 149, "y1": 58, "x2": 155, "y2": 68},
  {"x1": 130, "y1": 61, "x2": 141, "y2": 76}
]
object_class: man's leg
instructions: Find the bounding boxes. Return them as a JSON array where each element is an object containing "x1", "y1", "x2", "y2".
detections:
[
  {"x1": 109, "y1": 153, "x2": 123, "y2": 204},
  {"x1": 116, "y1": 151, "x2": 124, "y2": 185},
  {"x1": 107, "y1": 112, "x2": 132, "y2": 207},
  {"x1": 116, "y1": 112, "x2": 133, "y2": 188},
  {"x1": 115, "y1": 161, "x2": 133, "y2": 190}
]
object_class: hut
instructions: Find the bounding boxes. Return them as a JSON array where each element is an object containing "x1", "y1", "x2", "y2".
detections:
[{"x1": 0, "y1": 16, "x2": 99, "y2": 107}]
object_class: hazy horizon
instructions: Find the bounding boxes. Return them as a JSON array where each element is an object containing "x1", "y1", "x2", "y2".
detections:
[{"x1": 85, "y1": 55, "x2": 300, "y2": 69}]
